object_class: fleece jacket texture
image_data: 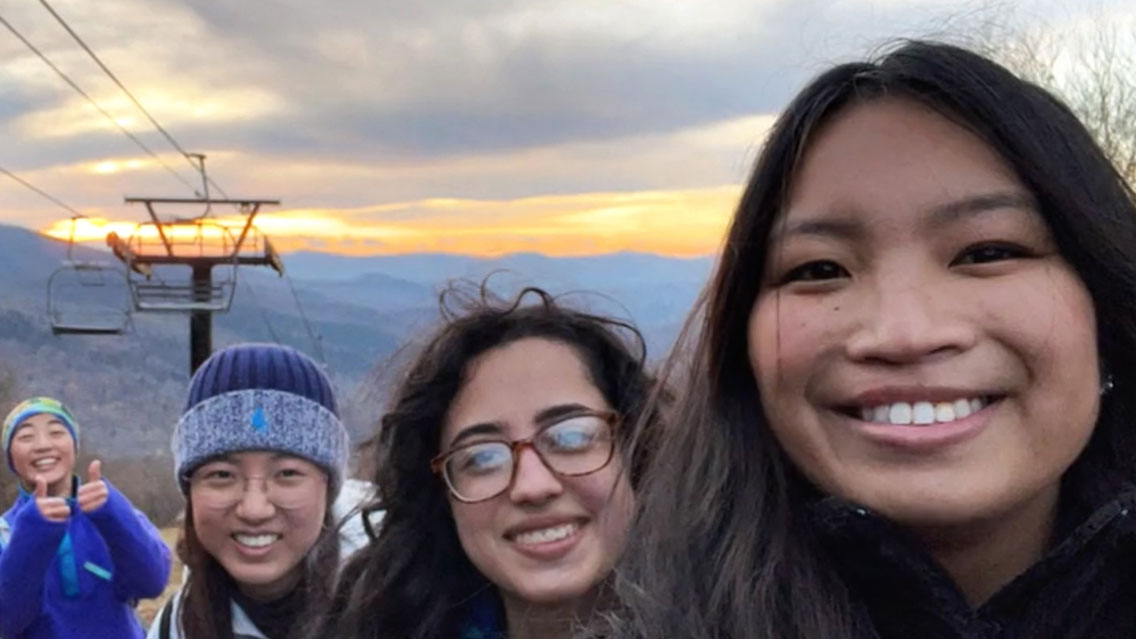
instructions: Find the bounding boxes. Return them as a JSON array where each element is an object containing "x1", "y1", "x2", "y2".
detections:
[{"x1": 0, "y1": 479, "x2": 171, "y2": 639}]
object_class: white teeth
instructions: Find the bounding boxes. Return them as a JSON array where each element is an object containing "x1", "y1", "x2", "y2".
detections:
[
  {"x1": 514, "y1": 523, "x2": 578, "y2": 546},
  {"x1": 234, "y1": 534, "x2": 279, "y2": 548},
  {"x1": 859, "y1": 397, "x2": 989, "y2": 426},
  {"x1": 912, "y1": 402, "x2": 935, "y2": 425},
  {"x1": 934, "y1": 402, "x2": 955, "y2": 423},
  {"x1": 872, "y1": 405, "x2": 890, "y2": 422},
  {"x1": 33, "y1": 459, "x2": 57, "y2": 469},
  {"x1": 888, "y1": 403, "x2": 913, "y2": 425},
  {"x1": 953, "y1": 399, "x2": 972, "y2": 419}
]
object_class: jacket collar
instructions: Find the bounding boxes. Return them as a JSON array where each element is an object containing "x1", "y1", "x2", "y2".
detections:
[{"x1": 808, "y1": 486, "x2": 1136, "y2": 637}]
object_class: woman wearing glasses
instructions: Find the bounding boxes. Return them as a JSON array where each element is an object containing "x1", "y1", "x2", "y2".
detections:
[
  {"x1": 317, "y1": 285, "x2": 661, "y2": 639},
  {"x1": 149, "y1": 343, "x2": 350, "y2": 639}
]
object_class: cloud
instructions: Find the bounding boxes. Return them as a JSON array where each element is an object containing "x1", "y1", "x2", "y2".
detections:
[{"x1": 2, "y1": 0, "x2": 1125, "y2": 256}]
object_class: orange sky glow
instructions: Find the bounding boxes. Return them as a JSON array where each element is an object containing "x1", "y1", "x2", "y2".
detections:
[{"x1": 40, "y1": 186, "x2": 740, "y2": 257}]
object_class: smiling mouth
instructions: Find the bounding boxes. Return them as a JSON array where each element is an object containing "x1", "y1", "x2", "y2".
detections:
[
  {"x1": 32, "y1": 458, "x2": 60, "y2": 471},
  {"x1": 509, "y1": 522, "x2": 580, "y2": 546},
  {"x1": 842, "y1": 396, "x2": 1000, "y2": 425},
  {"x1": 232, "y1": 533, "x2": 281, "y2": 548}
]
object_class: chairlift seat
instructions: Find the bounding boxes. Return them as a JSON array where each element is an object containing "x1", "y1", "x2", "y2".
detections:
[
  {"x1": 46, "y1": 263, "x2": 133, "y2": 336},
  {"x1": 130, "y1": 279, "x2": 235, "y2": 312},
  {"x1": 49, "y1": 310, "x2": 131, "y2": 336}
]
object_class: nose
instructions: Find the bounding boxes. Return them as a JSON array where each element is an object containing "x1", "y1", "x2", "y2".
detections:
[
  {"x1": 31, "y1": 431, "x2": 53, "y2": 451},
  {"x1": 844, "y1": 271, "x2": 976, "y2": 365},
  {"x1": 507, "y1": 446, "x2": 563, "y2": 506},
  {"x1": 234, "y1": 477, "x2": 276, "y2": 522}
]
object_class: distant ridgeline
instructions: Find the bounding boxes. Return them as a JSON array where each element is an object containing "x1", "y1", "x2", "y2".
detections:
[{"x1": 0, "y1": 221, "x2": 707, "y2": 472}]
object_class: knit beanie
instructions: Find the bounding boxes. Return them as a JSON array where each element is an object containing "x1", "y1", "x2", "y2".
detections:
[
  {"x1": 173, "y1": 343, "x2": 349, "y2": 497},
  {"x1": 3, "y1": 397, "x2": 80, "y2": 472}
]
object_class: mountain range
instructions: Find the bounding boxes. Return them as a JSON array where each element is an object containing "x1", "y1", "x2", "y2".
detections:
[{"x1": 0, "y1": 223, "x2": 712, "y2": 461}]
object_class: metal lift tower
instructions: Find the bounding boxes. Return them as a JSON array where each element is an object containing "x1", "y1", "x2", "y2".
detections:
[{"x1": 106, "y1": 195, "x2": 284, "y2": 373}]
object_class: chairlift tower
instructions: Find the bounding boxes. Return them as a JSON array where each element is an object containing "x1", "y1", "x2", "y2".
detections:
[{"x1": 106, "y1": 194, "x2": 284, "y2": 373}]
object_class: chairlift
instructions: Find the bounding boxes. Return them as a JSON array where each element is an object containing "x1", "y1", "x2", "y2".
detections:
[
  {"x1": 46, "y1": 217, "x2": 132, "y2": 335},
  {"x1": 120, "y1": 218, "x2": 239, "y2": 313}
]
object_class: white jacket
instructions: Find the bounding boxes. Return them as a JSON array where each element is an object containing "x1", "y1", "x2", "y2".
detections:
[{"x1": 334, "y1": 478, "x2": 383, "y2": 559}]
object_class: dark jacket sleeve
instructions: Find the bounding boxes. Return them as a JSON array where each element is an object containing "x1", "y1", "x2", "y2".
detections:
[
  {"x1": 0, "y1": 500, "x2": 70, "y2": 636},
  {"x1": 85, "y1": 480, "x2": 172, "y2": 600}
]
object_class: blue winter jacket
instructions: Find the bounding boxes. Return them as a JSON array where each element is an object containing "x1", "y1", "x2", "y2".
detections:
[{"x1": 0, "y1": 478, "x2": 171, "y2": 639}]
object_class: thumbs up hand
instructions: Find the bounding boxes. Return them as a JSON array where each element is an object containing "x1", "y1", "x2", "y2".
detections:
[
  {"x1": 34, "y1": 475, "x2": 71, "y2": 523},
  {"x1": 77, "y1": 460, "x2": 108, "y2": 514}
]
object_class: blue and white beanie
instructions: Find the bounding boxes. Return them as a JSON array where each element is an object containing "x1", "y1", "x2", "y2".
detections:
[{"x1": 173, "y1": 343, "x2": 349, "y2": 497}]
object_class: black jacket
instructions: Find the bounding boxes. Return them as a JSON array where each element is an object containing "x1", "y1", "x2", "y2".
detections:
[{"x1": 811, "y1": 488, "x2": 1136, "y2": 638}]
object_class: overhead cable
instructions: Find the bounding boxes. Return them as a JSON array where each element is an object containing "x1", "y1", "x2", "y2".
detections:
[
  {"x1": 37, "y1": 0, "x2": 231, "y2": 199},
  {"x1": 0, "y1": 164, "x2": 86, "y2": 217},
  {"x1": 240, "y1": 277, "x2": 283, "y2": 345},
  {"x1": 0, "y1": 11, "x2": 201, "y2": 196},
  {"x1": 284, "y1": 270, "x2": 326, "y2": 365}
]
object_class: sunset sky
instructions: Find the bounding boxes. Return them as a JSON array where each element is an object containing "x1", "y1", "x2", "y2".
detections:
[{"x1": 1, "y1": 0, "x2": 1129, "y2": 257}]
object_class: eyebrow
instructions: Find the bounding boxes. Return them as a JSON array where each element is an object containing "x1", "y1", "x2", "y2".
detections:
[
  {"x1": 772, "y1": 191, "x2": 1037, "y2": 243},
  {"x1": 448, "y1": 423, "x2": 504, "y2": 449},
  {"x1": 927, "y1": 191, "x2": 1037, "y2": 227},
  {"x1": 14, "y1": 419, "x2": 66, "y2": 433},
  {"x1": 446, "y1": 403, "x2": 597, "y2": 448}
]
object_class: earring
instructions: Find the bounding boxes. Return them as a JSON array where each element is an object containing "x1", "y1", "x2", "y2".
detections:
[{"x1": 1102, "y1": 373, "x2": 1116, "y2": 396}]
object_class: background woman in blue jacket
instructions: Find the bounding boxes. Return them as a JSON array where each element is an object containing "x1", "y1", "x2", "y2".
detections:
[{"x1": 0, "y1": 396, "x2": 171, "y2": 639}]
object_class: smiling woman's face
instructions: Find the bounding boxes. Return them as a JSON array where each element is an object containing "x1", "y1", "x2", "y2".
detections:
[
  {"x1": 8, "y1": 413, "x2": 75, "y2": 496},
  {"x1": 440, "y1": 337, "x2": 634, "y2": 606},
  {"x1": 748, "y1": 98, "x2": 1100, "y2": 528},
  {"x1": 189, "y1": 451, "x2": 328, "y2": 601}
]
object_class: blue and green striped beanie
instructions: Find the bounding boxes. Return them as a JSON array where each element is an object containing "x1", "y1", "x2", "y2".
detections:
[{"x1": 2, "y1": 397, "x2": 80, "y2": 471}]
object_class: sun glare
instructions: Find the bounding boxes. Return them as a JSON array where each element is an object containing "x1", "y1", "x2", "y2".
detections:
[{"x1": 39, "y1": 187, "x2": 738, "y2": 257}]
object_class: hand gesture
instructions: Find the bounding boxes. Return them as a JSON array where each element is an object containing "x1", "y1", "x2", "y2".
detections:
[
  {"x1": 77, "y1": 460, "x2": 109, "y2": 514},
  {"x1": 33, "y1": 476, "x2": 70, "y2": 523}
]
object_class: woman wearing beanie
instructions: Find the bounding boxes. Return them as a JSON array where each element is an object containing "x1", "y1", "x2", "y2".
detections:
[
  {"x1": 317, "y1": 285, "x2": 664, "y2": 639},
  {"x1": 150, "y1": 343, "x2": 351, "y2": 639},
  {"x1": 0, "y1": 396, "x2": 172, "y2": 639}
]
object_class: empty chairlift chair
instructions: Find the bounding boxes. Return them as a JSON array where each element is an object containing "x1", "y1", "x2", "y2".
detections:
[{"x1": 46, "y1": 218, "x2": 132, "y2": 335}]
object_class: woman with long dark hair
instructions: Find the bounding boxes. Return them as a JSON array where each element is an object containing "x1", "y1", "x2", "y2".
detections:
[
  {"x1": 318, "y1": 285, "x2": 661, "y2": 639},
  {"x1": 149, "y1": 343, "x2": 349, "y2": 639},
  {"x1": 600, "y1": 40, "x2": 1136, "y2": 639}
]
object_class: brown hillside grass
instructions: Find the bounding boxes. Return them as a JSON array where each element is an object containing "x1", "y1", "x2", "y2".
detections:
[{"x1": 137, "y1": 526, "x2": 183, "y2": 629}]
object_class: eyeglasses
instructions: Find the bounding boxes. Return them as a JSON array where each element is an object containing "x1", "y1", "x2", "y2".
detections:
[
  {"x1": 431, "y1": 409, "x2": 619, "y2": 503},
  {"x1": 188, "y1": 466, "x2": 327, "y2": 510}
]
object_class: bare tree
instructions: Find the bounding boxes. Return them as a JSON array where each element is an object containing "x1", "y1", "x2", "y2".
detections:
[
  {"x1": 0, "y1": 363, "x2": 22, "y2": 503},
  {"x1": 963, "y1": 5, "x2": 1136, "y2": 184}
]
